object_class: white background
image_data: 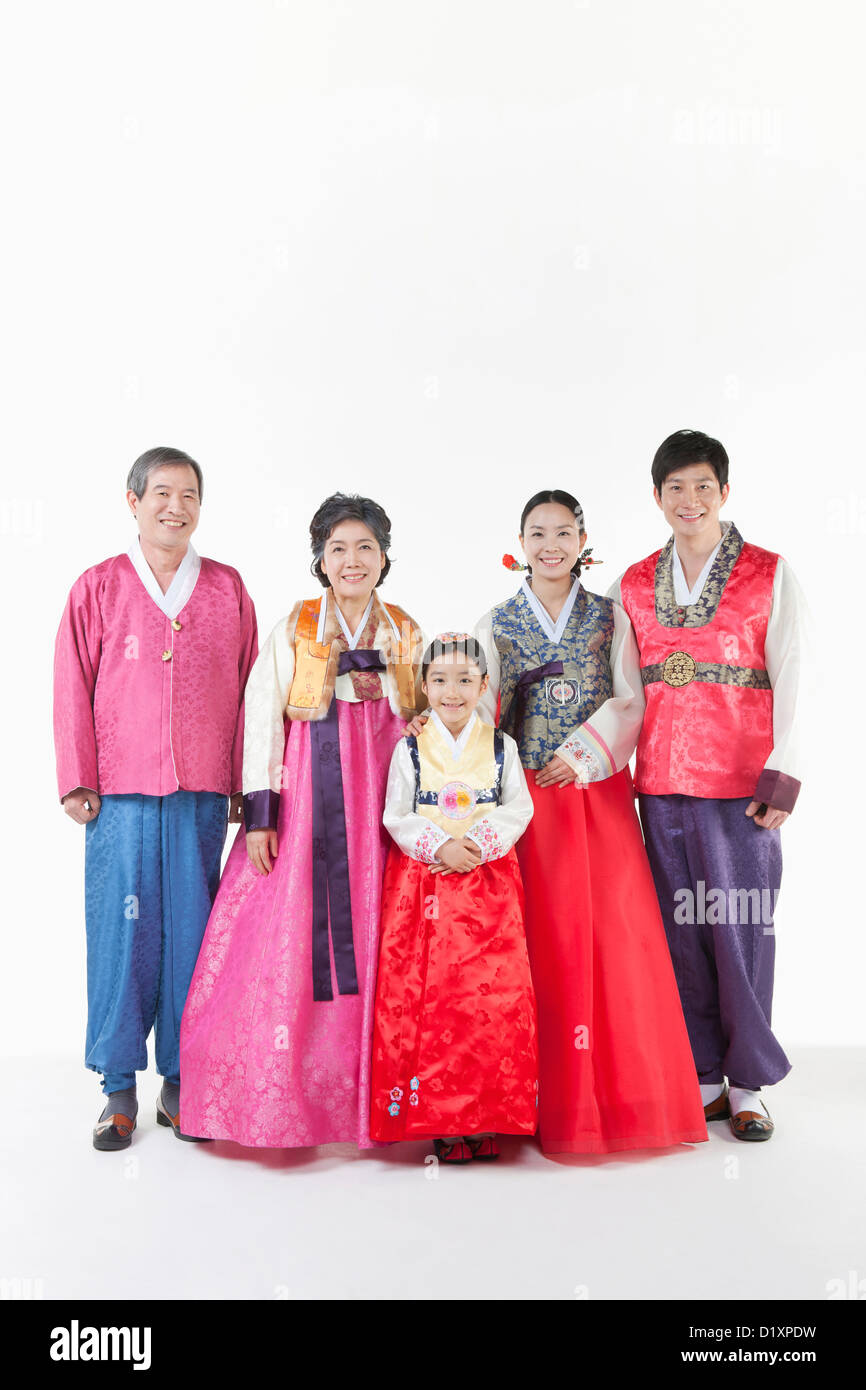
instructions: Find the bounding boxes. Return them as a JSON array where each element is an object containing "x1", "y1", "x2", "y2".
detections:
[{"x1": 2, "y1": 0, "x2": 861, "y2": 1064}]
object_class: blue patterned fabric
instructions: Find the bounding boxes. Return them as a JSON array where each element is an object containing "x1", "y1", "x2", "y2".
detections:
[
  {"x1": 84, "y1": 791, "x2": 227, "y2": 1092},
  {"x1": 491, "y1": 586, "x2": 615, "y2": 769}
]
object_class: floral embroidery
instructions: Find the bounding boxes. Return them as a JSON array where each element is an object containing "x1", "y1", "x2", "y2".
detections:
[
  {"x1": 492, "y1": 587, "x2": 614, "y2": 770},
  {"x1": 409, "y1": 1076, "x2": 420, "y2": 1090},
  {"x1": 389, "y1": 1087, "x2": 403, "y2": 1101},
  {"x1": 388, "y1": 1102, "x2": 400, "y2": 1117},
  {"x1": 557, "y1": 736, "x2": 601, "y2": 783},
  {"x1": 409, "y1": 1093, "x2": 419, "y2": 1107},
  {"x1": 415, "y1": 823, "x2": 448, "y2": 864},
  {"x1": 465, "y1": 817, "x2": 503, "y2": 863}
]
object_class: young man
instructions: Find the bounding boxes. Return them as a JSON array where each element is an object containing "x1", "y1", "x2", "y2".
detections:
[
  {"x1": 610, "y1": 429, "x2": 804, "y2": 1141},
  {"x1": 54, "y1": 447, "x2": 258, "y2": 1150}
]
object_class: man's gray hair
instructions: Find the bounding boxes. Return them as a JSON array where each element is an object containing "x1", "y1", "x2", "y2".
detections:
[{"x1": 127, "y1": 447, "x2": 204, "y2": 503}]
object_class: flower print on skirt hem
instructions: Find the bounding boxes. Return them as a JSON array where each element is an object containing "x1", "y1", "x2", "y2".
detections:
[{"x1": 179, "y1": 697, "x2": 405, "y2": 1148}]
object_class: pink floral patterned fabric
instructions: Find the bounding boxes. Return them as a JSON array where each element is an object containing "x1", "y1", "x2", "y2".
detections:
[{"x1": 179, "y1": 697, "x2": 406, "y2": 1147}]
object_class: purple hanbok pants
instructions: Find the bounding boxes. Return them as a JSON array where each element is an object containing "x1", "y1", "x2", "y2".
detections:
[{"x1": 639, "y1": 793, "x2": 790, "y2": 1090}]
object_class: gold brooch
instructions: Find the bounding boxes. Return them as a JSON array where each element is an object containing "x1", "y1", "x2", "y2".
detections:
[{"x1": 662, "y1": 651, "x2": 696, "y2": 687}]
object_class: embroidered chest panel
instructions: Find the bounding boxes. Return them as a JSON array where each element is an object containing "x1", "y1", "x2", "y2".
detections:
[
  {"x1": 407, "y1": 721, "x2": 504, "y2": 839},
  {"x1": 491, "y1": 587, "x2": 614, "y2": 768}
]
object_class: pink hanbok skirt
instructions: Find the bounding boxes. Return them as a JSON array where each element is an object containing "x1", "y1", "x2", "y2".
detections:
[{"x1": 179, "y1": 698, "x2": 405, "y2": 1147}]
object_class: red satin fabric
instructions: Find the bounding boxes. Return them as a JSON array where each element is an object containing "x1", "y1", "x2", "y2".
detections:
[
  {"x1": 517, "y1": 768, "x2": 707, "y2": 1154},
  {"x1": 370, "y1": 847, "x2": 538, "y2": 1139},
  {"x1": 620, "y1": 542, "x2": 777, "y2": 798}
]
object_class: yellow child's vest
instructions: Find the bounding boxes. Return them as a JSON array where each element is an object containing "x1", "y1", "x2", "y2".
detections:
[{"x1": 410, "y1": 717, "x2": 504, "y2": 840}]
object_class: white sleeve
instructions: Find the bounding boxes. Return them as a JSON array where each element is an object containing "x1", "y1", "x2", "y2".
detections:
[
  {"x1": 555, "y1": 601, "x2": 645, "y2": 781},
  {"x1": 755, "y1": 558, "x2": 806, "y2": 811},
  {"x1": 473, "y1": 609, "x2": 500, "y2": 727},
  {"x1": 382, "y1": 738, "x2": 451, "y2": 864},
  {"x1": 606, "y1": 574, "x2": 625, "y2": 606},
  {"x1": 242, "y1": 617, "x2": 295, "y2": 800},
  {"x1": 464, "y1": 734, "x2": 534, "y2": 863}
]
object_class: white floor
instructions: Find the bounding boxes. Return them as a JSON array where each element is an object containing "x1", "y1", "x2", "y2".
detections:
[{"x1": 2, "y1": 1049, "x2": 864, "y2": 1301}]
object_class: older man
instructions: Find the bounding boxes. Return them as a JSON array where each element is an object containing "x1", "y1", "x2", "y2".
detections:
[{"x1": 54, "y1": 446, "x2": 257, "y2": 1150}]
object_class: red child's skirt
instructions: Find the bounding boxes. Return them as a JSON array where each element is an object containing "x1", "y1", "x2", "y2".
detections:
[{"x1": 370, "y1": 845, "x2": 538, "y2": 1140}]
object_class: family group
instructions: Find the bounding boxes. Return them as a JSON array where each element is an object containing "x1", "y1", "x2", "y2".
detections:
[{"x1": 53, "y1": 429, "x2": 802, "y2": 1163}]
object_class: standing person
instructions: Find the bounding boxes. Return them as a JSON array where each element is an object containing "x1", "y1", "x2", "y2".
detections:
[
  {"x1": 180, "y1": 493, "x2": 425, "y2": 1149},
  {"x1": 474, "y1": 491, "x2": 707, "y2": 1156},
  {"x1": 53, "y1": 447, "x2": 258, "y2": 1150},
  {"x1": 612, "y1": 429, "x2": 804, "y2": 1142},
  {"x1": 371, "y1": 635, "x2": 537, "y2": 1165}
]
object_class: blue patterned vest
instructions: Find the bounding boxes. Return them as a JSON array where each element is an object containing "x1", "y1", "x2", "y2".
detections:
[{"x1": 491, "y1": 586, "x2": 615, "y2": 769}]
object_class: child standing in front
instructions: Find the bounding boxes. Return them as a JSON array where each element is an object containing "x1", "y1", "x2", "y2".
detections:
[{"x1": 370, "y1": 635, "x2": 537, "y2": 1164}]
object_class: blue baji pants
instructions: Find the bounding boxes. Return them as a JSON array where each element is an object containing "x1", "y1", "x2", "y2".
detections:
[
  {"x1": 84, "y1": 791, "x2": 228, "y2": 1094},
  {"x1": 639, "y1": 793, "x2": 790, "y2": 1092}
]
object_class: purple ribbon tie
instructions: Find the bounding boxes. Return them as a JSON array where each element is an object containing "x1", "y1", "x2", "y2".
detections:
[
  {"x1": 309, "y1": 648, "x2": 386, "y2": 1002},
  {"x1": 502, "y1": 660, "x2": 564, "y2": 745}
]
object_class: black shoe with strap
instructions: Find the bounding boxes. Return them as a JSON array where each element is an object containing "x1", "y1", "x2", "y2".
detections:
[{"x1": 156, "y1": 1092, "x2": 212, "y2": 1143}]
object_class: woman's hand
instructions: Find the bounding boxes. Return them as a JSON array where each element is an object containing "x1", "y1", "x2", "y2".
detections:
[
  {"x1": 431, "y1": 837, "x2": 483, "y2": 874},
  {"x1": 247, "y1": 829, "x2": 279, "y2": 874},
  {"x1": 404, "y1": 713, "x2": 429, "y2": 738},
  {"x1": 534, "y1": 755, "x2": 580, "y2": 788},
  {"x1": 745, "y1": 801, "x2": 789, "y2": 831},
  {"x1": 62, "y1": 788, "x2": 102, "y2": 823}
]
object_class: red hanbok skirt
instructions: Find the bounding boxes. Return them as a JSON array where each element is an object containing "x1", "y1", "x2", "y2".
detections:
[
  {"x1": 370, "y1": 845, "x2": 538, "y2": 1140},
  {"x1": 517, "y1": 767, "x2": 707, "y2": 1154}
]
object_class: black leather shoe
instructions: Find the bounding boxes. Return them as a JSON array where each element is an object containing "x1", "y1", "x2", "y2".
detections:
[
  {"x1": 156, "y1": 1093, "x2": 211, "y2": 1143},
  {"x1": 93, "y1": 1109, "x2": 136, "y2": 1152},
  {"x1": 730, "y1": 1101, "x2": 774, "y2": 1142},
  {"x1": 703, "y1": 1083, "x2": 731, "y2": 1123}
]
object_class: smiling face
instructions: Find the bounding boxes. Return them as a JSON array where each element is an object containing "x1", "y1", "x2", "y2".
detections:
[
  {"x1": 655, "y1": 462, "x2": 730, "y2": 544},
  {"x1": 520, "y1": 502, "x2": 585, "y2": 580},
  {"x1": 127, "y1": 463, "x2": 201, "y2": 551},
  {"x1": 319, "y1": 519, "x2": 385, "y2": 605},
  {"x1": 422, "y1": 652, "x2": 488, "y2": 731}
]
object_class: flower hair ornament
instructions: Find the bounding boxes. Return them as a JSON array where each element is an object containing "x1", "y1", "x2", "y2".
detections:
[{"x1": 503, "y1": 549, "x2": 602, "y2": 573}]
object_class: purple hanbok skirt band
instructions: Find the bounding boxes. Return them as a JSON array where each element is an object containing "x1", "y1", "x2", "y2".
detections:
[
  {"x1": 502, "y1": 660, "x2": 564, "y2": 744},
  {"x1": 309, "y1": 648, "x2": 387, "y2": 1002}
]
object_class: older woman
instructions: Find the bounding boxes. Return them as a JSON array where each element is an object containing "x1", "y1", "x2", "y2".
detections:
[{"x1": 179, "y1": 493, "x2": 424, "y2": 1148}]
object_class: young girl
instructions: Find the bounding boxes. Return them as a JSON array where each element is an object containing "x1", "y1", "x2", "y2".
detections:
[
  {"x1": 370, "y1": 635, "x2": 537, "y2": 1164},
  {"x1": 474, "y1": 490, "x2": 707, "y2": 1155},
  {"x1": 179, "y1": 493, "x2": 424, "y2": 1148}
]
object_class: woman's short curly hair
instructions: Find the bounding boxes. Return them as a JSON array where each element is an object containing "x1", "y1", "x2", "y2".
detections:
[{"x1": 309, "y1": 492, "x2": 392, "y2": 588}]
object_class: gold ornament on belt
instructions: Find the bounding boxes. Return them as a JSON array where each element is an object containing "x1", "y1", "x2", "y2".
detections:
[{"x1": 662, "y1": 651, "x2": 697, "y2": 687}]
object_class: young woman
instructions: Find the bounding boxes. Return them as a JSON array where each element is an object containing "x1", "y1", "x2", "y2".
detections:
[
  {"x1": 179, "y1": 493, "x2": 424, "y2": 1148},
  {"x1": 370, "y1": 636, "x2": 537, "y2": 1164},
  {"x1": 474, "y1": 490, "x2": 707, "y2": 1155}
]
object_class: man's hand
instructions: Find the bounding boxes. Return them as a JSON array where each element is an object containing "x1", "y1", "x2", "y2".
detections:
[
  {"x1": 247, "y1": 829, "x2": 279, "y2": 874},
  {"x1": 746, "y1": 801, "x2": 789, "y2": 831},
  {"x1": 62, "y1": 788, "x2": 102, "y2": 824},
  {"x1": 404, "y1": 712, "x2": 429, "y2": 738},
  {"x1": 229, "y1": 793, "x2": 244, "y2": 823},
  {"x1": 534, "y1": 755, "x2": 580, "y2": 788},
  {"x1": 431, "y1": 837, "x2": 483, "y2": 874}
]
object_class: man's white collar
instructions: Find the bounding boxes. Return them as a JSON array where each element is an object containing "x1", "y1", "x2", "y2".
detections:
[{"x1": 128, "y1": 534, "x2": 201, "y2": 620}]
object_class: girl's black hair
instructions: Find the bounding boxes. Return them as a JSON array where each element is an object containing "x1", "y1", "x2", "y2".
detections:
[
  {"x1": 309, "y1": 491, "x2": 392, "y2": 587},
  {"x1": 421, "y1": 636, "x2": 487, "y2": 681},
  {"x1": 519, "y1": 489, "x2": 586, "y2": 577}
]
